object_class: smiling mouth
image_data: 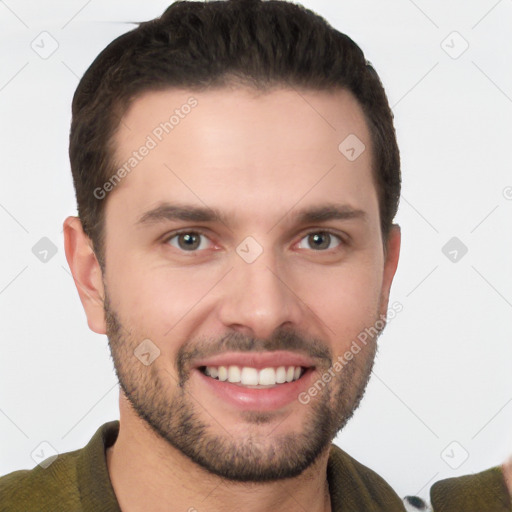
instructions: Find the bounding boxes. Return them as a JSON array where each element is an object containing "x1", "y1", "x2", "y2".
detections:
[{"x1": 199, "y1": 365, "x2": 308, "y2": 388}]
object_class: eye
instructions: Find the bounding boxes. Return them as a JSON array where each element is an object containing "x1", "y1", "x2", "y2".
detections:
[
  {"x1": 166, "y1": 231, "x2": 213, "y2": 251},
  {"x1": 297, "y1": 231, "x2": 343, "y2": 251}
]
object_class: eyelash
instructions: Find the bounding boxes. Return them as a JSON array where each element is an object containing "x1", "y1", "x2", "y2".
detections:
[{"x1": 163, "y1": 229, "x2": 347, "y2": 253}]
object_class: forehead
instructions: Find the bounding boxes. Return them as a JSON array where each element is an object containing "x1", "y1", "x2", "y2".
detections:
[{"x1": 107, "y1": 86, "x2": 377, "y2": 228}]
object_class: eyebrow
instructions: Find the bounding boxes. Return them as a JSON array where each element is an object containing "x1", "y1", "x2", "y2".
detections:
[
  {"x1": 136, "y1": 204, "x2": 230, "y2": 226},
  {"x1": 135, "y1": 202, "x2": 367, "y2": 228},
  {"x1": 294, "y1": 204, "x2": 367, "y2": 224}
]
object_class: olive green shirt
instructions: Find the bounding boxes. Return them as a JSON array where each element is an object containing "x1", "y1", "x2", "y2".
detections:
[{"x1": 0, "y1": 421, "x2": 510, "y2": 511}]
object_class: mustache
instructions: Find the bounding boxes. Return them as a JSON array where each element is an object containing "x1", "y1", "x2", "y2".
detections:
[{"x1": 176, "y1": 328, "x2": 332, "y2": 383}]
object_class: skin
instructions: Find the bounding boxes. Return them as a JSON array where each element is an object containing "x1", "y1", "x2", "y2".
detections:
[
  {"x1": 64, "y1": 86, "x2": 401, "y2": 512},
  {"x1": 503, "y1": 458, "x2": 512, "y2": 498}
]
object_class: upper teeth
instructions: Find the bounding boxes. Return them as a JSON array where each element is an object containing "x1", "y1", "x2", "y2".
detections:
[{"x1": 204, "y1": 365, "x2": 303, "y2": 386}]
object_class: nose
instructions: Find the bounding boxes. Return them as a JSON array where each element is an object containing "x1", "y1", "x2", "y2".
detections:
[{"x1": 216, "y1": 248, "x2": 304, "y2": 340}]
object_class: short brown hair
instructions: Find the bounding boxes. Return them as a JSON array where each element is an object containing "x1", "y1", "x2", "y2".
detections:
[{"x1": 69, "y1": 0, "x2": 401, "y2": 267}]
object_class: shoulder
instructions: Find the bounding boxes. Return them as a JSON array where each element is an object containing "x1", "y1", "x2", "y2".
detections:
[
  {"x1": 0, "y1": 447, "x2": 82, "y2": 512},
  {"x1": 0, "y1": 421, "x2": 119, "y2": 512},
  {"x1": 430, "y1": 465, "x2": 512, "y2": 512},
  {"x1": 328, "y1": 443, "x2": 406, "y2": 510}
]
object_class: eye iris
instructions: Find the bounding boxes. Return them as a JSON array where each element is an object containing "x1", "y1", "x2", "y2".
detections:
[
  {"x1": 178, "y1": 232, "x2": 200, "y2": 250},
  {"x1": 309, "y1": 232, "x2": 330, "y2": 250}
]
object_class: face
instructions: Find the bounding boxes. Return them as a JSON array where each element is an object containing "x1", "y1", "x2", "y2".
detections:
[{"x1": 95, "y1": 86, "x2": 399, "y2": 481}]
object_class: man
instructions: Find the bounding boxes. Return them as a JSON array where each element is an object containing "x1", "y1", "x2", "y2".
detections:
[{"x1": 0, "y1": 1, "x2": 510, "y2": 510}]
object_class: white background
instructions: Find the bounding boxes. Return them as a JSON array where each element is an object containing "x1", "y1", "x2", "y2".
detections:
[{"x1": 1, "y1": 0, "x2": 511, "y2": 503}]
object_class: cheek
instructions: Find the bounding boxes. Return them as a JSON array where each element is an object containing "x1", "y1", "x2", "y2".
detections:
[
  {"x1": 107, "y1": 257, "x2": 224, "y2": 339},
  {"x1": 293, "y1": 259, "x2": 383, "y2": 347}
]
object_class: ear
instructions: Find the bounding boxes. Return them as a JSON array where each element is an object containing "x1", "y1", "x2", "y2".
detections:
[
  {"x1": 63, "y1": 216, "x2": 106, "y2": 334},
  {"x1": 379, "y1": 224, "x2": 401, "y2": 317}
]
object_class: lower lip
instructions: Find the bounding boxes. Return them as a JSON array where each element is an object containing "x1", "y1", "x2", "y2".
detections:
[{"x1": 195, "y1": 368, "x2": 315, "y2": 411}]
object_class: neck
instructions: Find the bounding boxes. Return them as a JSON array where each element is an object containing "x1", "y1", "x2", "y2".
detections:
[{"x1": 106, "y1": 397, "x2": 332, "y2": 512}]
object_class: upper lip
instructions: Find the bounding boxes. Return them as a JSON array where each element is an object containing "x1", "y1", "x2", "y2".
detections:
[{"x1": 194, "y1": 350, "x2": 316, "y2": 370}]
